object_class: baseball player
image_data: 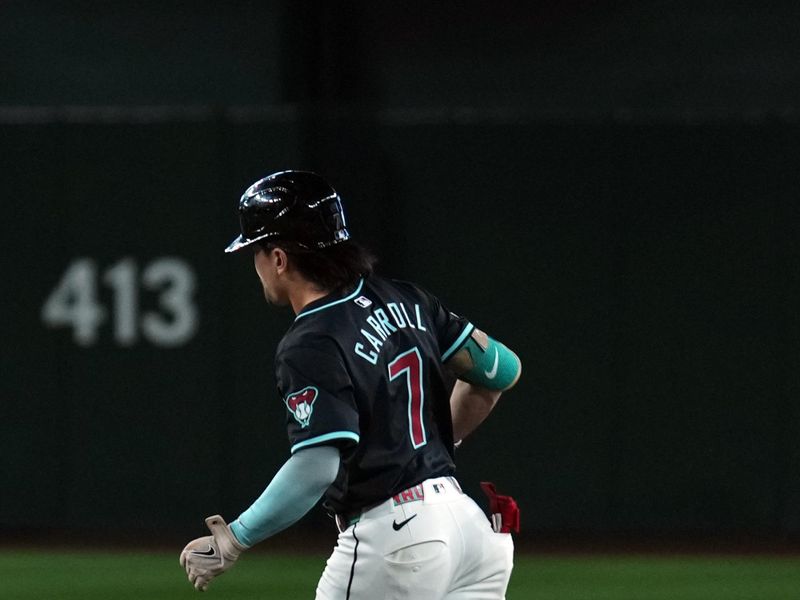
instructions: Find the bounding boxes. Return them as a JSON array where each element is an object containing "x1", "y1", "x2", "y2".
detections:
[{"x1": 180, "y1": 170, "x2": 522, "y2": 599}]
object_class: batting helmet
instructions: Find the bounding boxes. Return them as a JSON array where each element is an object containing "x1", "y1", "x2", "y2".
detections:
[{"x1": 224, "y1": 170, "x2": 350, "y2": 253}]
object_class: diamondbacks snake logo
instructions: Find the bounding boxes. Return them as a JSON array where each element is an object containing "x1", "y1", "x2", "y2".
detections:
[{"x1": 285, "y1": 386, "x2": 319, "y2": 428}]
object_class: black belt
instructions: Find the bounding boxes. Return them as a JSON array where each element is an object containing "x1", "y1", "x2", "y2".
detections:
[{"x1": 336, "y1": 510, "x2": 363, "y2": 530}]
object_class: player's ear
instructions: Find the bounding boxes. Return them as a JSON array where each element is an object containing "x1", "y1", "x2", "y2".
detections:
[{"x1": 273, "y1": 247, "x2": 289, "y2": 273}]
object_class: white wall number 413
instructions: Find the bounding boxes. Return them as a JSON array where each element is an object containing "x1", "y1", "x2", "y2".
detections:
[{"x1": 41, "y1": 257, "x2": 198, "y2": 347}]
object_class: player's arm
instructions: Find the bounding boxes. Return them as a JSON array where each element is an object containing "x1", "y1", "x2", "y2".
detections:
[
  {"x1": 446, "y1": 328, "x2": 521, "y2": 442},
  {"x1": 180, "y1": 445, "x2": 340, "y2": 591},
  {"x1": 230, "y1": 444, "x2": 340, "y2": 545}
]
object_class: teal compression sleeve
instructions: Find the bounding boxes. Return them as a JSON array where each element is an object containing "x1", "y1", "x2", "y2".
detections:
[
  {"x1": 457, "y1": 334, "x2": 521, "y2": 391},
  {"x1": 229, "y1": 445, "x2": 340, "y2": 547}
]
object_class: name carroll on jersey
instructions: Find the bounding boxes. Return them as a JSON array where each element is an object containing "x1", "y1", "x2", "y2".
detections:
[{"x1": 353, "y1": 299, "x2": 427, "y2": 364}]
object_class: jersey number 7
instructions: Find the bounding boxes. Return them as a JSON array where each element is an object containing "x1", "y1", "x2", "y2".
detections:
[{"x1": 388, "y1": 347, "x2": 427, "y2": 449}]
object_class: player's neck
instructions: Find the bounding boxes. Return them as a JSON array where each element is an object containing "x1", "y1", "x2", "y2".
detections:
[{"x1": 288, "y1": 280, "x2": 331, "y2": 315}]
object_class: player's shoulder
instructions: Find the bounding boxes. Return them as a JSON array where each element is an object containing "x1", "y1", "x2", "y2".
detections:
[
  {"x1": 275, "y1": 329, "x2": 344, "y2": 376},
  {"x1": 277, "y1": 325, "x2": 338, "y2": 356},
  {"x1": 276, "y1": 280, "x2": 365, "y2": 358}
]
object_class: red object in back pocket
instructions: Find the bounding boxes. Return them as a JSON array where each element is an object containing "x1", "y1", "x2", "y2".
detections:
[{"x1": 480, "y1": 481, "x2": 520, "y2": 534}]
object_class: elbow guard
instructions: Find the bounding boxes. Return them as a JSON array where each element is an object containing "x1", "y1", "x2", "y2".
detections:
[{"x1": 450, "y1": 329, "x2": 521, "y2": 391}]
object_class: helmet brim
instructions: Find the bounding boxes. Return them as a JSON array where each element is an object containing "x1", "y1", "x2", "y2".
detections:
[
  {"x1": 224, "y1": 231, "x2": 279, "y2": 253},
  {"x1": 224, "y1": 234, "x2": 253, "y2": 253}
]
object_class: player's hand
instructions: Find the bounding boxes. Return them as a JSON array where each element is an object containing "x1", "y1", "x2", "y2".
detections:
[{"x1": 179, "y1": 515, "x2": 247, "y2": 591}]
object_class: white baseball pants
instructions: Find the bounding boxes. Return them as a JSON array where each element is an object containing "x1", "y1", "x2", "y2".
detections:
[{"x1": 315, "y1": 477, "x2": 514, "y2": 600}]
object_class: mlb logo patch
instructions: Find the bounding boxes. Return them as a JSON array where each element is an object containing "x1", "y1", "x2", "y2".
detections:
[
  {"x1": 285, "y1": 386, "x2": 318, "y2": 428},
  {"x1": 354, "y1": 296, "x2": 372, "y2": 308}
]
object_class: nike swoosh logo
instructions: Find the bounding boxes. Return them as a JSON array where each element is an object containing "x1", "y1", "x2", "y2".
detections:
[
  {"x1": 392, "y1": 514, "x2": 417, "y2": 531},
  {"x1": 484, "y1": 348, "x2": 499, "y2": 379},
  {"x1": 190, "y1": 545, "x2": 216, "y2": 557}
]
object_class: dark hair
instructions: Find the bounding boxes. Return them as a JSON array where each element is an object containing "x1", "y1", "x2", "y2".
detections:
[{"x1": 262, "y1": 240, "x2": 377, "y2": 292}]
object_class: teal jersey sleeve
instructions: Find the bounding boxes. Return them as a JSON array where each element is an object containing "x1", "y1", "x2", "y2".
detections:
[{"x1": 230, "y1": 445, "x2": 340, "y2": 547}]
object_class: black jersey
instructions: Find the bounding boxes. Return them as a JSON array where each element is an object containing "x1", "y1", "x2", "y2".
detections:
[{"x1": 274, "y1": 275, "x2": 475, "y2": 514}]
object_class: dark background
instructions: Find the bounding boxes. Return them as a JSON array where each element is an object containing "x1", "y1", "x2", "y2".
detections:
[{"x1": 2, "y1": 1, "x2": 799, "y2": 549}]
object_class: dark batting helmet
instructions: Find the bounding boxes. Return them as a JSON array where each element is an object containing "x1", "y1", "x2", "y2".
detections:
[{"x1": 224, "y1": 170, "x2": 350, "y2": 253}]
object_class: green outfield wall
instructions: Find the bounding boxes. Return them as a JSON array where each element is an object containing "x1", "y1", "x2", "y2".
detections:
[{"x1": 2, "y1": 114, "x2": 798, "y2": 540}]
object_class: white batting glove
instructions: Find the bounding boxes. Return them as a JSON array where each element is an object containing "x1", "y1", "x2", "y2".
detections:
[{"x1": 179, "y1": 515, "x2": 247, "y2": 591}]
